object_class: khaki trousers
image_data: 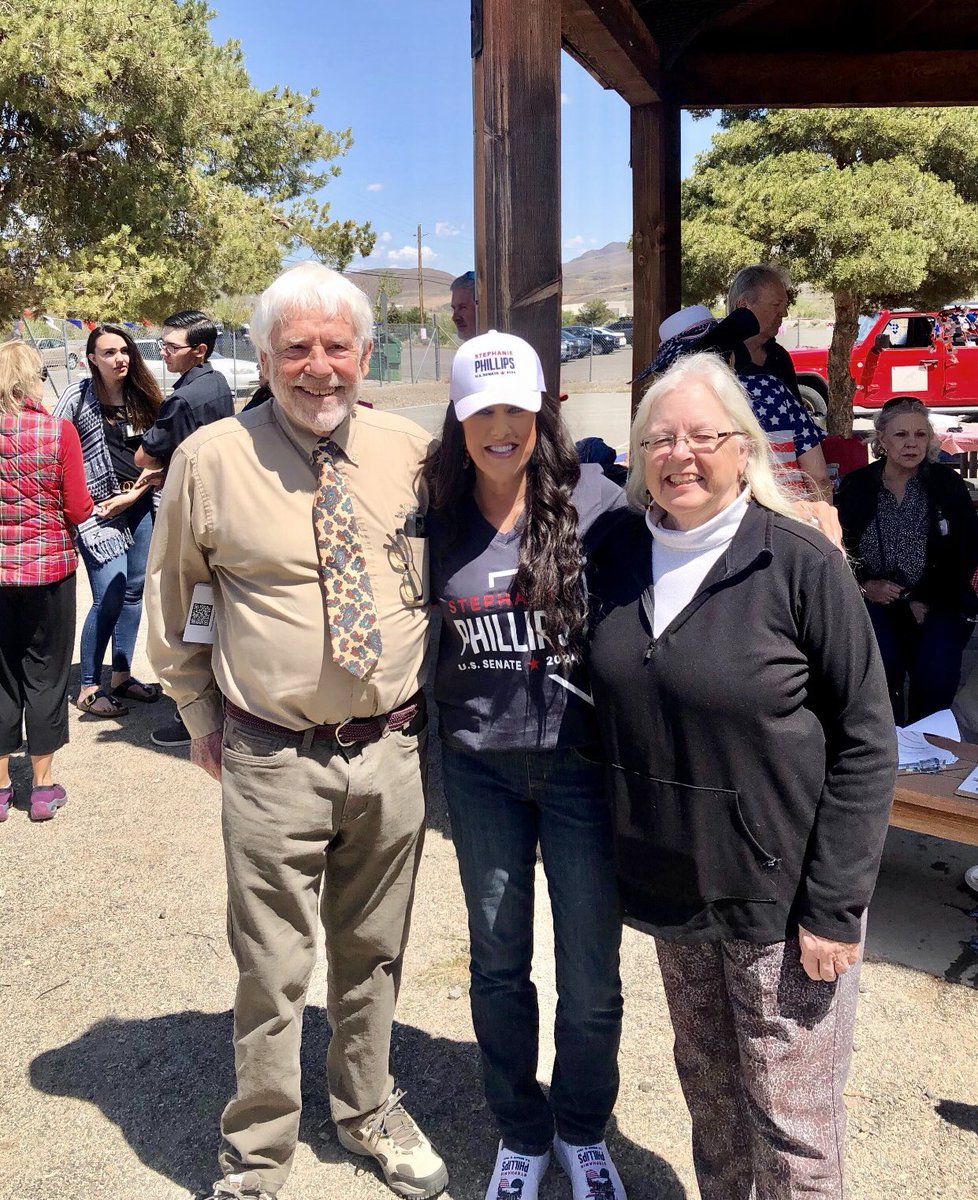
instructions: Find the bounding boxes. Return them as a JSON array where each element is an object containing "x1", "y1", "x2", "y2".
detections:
[
  {"x1": 655, "y1": 931, "x2": 862, "y2": 1200},
  {"x1": 216, "y1": 712, "x2": 427, "y2": 1194}
]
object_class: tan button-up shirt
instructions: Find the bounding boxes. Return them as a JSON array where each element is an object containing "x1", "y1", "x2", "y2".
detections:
[{"x1": 145, "y1": 400, "x2": 432, "y2": 738}]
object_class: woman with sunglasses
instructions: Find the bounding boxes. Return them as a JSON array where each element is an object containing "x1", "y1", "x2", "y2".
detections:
[
  {"x1": 55, "y1": 324, "x2": 164, "y2": 717},
  {"x1": 423, "y1": 332, "x2": 628, "y2": 1200},
  {"x1": 836, "y1": 396, "x2": 978, "y2": 723},
  {"x1": 0, "y1": 342, "x2": 93, "y2": 820}
]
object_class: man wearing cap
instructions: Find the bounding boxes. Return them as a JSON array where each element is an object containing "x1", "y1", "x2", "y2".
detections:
[{"x1": 145, "y1": 263, "x2": 448, "y2": 1200}]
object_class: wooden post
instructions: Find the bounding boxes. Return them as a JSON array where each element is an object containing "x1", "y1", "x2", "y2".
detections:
[
  {"x1": 473, "y1": 0, "x2": 562, "y2": 396},
  {"x1": 631, "y1": 102, "x2": 681, "y2": 415}
]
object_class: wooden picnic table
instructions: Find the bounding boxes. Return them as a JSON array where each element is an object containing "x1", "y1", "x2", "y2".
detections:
[{"x1": 891, "y1": 735, "x2": 978, "y2": 846}]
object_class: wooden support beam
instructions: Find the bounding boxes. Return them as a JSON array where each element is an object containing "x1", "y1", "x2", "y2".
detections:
[
  {"x1": 630, "y1": 102, "x2": 681, "y2": 417},
  {"x1": 561, "y1": 0, "x2": 662, "y2": 106},
  {"x1": 474, "y1": 0, "x2": 562, "y2": 396},
  {"x1": 668, "y1": 50, "x2": 978, "y2": 108}
]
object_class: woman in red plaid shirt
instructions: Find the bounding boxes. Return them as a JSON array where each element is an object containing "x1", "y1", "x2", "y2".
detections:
[{"x1": 0, "y1": 342, "x2": 93, "y2": 821}]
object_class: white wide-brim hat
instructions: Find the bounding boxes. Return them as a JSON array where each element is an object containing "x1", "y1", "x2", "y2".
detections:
[
  {"x1": 450, "y1": 329, "x2": 545, "y2": 422},
  {"x1": 658, "y1": 304, "x2": 713, "y2": 342}
]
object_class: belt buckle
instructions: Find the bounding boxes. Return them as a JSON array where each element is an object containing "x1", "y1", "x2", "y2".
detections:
[{"x1": 334, "y1": 717, "x2": 357, "y2": 748}]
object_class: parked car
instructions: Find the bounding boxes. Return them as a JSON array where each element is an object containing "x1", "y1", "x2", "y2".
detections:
[
  {"x1": 787, "y1": 307, "x2": 978, "y2": 419},
  {"x1": 564, "y1": 325, "x2": 622, "y2": 355},
  {"x1": 214, "y1": 329, "x2": 259, "y2": 362},
  {"x1": 606, "y1": 318, "x2": 634, "y2": 345},
  {"x1": 133, "y1": 339, "x2": 261, "y2": 397},
  {"x1": 560, "y1": 328, "x2": 590, "y2": 359},
  {"x1": 593, "y1": 325, "x2": 628, "y2": 348},
  {"x1": 31, "y1": 337, "x2": 86, "y2": 370}
]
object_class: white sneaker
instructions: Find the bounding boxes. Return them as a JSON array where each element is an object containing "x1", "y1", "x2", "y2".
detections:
[
  {"x1": 336, "y1": 1089, "x2": 449, "y2": 1198},
  {"x1": 484, "y1": 1141, "x2": 551, "y2": 1200},
  {"x1": 965, "y1": 864, "x2": 978, "y2": 894},
  {"x1": 553, "y1": 1136, "x2": 627, "y2": 1200}
]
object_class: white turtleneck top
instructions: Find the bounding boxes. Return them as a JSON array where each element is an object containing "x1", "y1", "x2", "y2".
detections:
[{"x1": 645, "y1": 490, "x2": 750, "y2": 637}]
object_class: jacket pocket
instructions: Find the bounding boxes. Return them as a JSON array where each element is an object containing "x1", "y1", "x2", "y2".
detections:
[{"x1": 610, "y1": 767, "x2": 780, "y2": 906}]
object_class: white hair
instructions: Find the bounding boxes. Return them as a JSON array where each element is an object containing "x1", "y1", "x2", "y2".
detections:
[
  {"x1": 625, "y1": 352, "x2": 803, "y2": 521},
  {"x1": 249, "y1": 262, "x2": 373, "y2": 354}
]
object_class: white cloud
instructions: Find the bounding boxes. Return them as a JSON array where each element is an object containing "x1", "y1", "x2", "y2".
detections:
[
  {"x1": 387, "y1": 244, "x2": 437, "y2": 263},
  {"x1": 564, "y1": 234, "x2": 585, "y2": 249},
  {"x1": 560, "y1": 92, "x2": 570, "y2": 106},
  {"x1": 435, "y1": 221, "x2": 462, "y2": 237},
  {"x1": 379, "y1": 231, "x2": 392, "y2": 242},
  {"x1": 367, "y1": 182, "x2": 384, "y2": 192}
]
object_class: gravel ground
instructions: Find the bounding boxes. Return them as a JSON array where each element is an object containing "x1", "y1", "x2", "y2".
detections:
[{"x1": 3, "y1": 400, "x2": 978, "y2": 1198}]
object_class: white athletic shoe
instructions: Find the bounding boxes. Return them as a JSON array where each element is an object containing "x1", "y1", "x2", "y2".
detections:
[
  {"x1": 553, "y1": 1136, "x2": 627, "y2": 1200},
  {"x1": 484, "y1": 1141, "x2": 551, "y2": 1200}
]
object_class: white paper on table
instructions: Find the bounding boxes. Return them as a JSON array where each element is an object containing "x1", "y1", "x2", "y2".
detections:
[{"x1": 895, "y1": 708, "x2": 960, "y2": 768}]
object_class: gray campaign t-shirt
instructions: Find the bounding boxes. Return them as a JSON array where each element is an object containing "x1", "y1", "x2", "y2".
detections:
[{"x1": 430, "y1": 464, "x2": 627, "y2": 752}]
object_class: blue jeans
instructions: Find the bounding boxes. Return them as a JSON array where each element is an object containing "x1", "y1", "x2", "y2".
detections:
[
  {"x1": 867, "y1": 600, "x2": 971, "y2": 724},
  {"x1": 79, "y1": 492, "x2": 154, "y2": 689},
  {"x1": 442, "y1": 743, "x2": 623, "y2": 1154}
]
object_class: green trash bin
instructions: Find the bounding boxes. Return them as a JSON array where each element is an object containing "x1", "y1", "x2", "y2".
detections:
[{"x1": 367, "y1": 331, "x2": 402, "y2": 381}]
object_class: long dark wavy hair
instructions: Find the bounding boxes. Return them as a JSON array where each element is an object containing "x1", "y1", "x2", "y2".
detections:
[
  {"x1": 86, "y1": 323, "x2": 163, "y2": 432},
  {"x1": 423, "y1": 394, "x2": 586, "y2": 647}
]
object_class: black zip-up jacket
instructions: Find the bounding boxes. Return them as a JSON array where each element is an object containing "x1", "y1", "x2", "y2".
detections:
[
  {"x1": 586, "y1": 501, "x2": 896, "y2": 945},
  {"x1": 836, "y1": 459, "x2": 978, "y2": 618}
]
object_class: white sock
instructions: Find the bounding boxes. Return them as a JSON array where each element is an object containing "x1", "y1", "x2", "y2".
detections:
[
  {"x1": 484, "y1": 1141, "x2": 551, "y2": 1200},
  {"x1": 553, "y1": 1136, "x2": 627, "y2": 1200}
]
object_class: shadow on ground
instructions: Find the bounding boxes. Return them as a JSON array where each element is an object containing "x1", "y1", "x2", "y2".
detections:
[
  {"x1": 936, "y1": 1099, "x2": 978, "y2": 1135},
  {"x1": 30, "y1": 1007, "x2": 685, "y2": 1198}
]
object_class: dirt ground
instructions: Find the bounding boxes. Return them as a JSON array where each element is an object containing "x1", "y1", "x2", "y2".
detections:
[{"x1": 3, "y1": 386, "x2": 978, "y2": 1199}]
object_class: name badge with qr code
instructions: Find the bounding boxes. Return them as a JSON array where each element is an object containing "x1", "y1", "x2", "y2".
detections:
[{"x1": 183, "y1": 583, "x2": 217, "y2": 644}]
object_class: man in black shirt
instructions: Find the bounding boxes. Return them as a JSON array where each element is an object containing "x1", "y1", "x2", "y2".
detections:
[
  {"x1": 136, "y1": 310, "x2": 233, "y2": 469},
  {"x1": 136, "y1": 310, "x2": 233, "y2": 747},
  {"x1": 727, "y1": 264, "x2": 803, "y2": 401}
]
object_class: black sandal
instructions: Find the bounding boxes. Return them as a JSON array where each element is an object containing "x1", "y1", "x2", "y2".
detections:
[
  {"x1": 76, "y1": 688, "x2": 130, "y2": 717},
  {"x1": 111, "y1": 678, "x2": 163, "y2": 703}
]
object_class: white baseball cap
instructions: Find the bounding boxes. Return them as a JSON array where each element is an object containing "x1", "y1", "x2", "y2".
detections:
[
  {"x1": 658, "y1": 304, "x2": 713, "y2": 342},
  {"x1": 450, "y1": 330, "x2": 545, "y2": 422}
]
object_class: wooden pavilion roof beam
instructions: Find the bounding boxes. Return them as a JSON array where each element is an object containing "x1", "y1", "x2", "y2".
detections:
[
  {"x1": 561, "y1": 0, "x2": 663, "y2": 106},
  {"x1": 668, "y1": 50, "x2": 978, "y2": 108}
]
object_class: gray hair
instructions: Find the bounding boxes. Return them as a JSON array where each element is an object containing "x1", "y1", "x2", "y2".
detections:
[
  {"x1": 871, "y1": 396, "x2": 939, "y2": 462},
  {"x1": 726, "y1": 264, "x2": 789, "y2": 314},
  {"x1": 625, "y1": 352, "x2": 803, "y2": 521},
  {"x1": 450, "y1": 271, "x2": 476, "y2": 294},
  {"x1": 249, "y1": 262, "x2": 373, "y2": 354}
]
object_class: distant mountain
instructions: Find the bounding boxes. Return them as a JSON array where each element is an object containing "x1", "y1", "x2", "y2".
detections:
[
  {"x1": 563, "y1": 242, "x2": 632, "y2": 312},
  {"x1": 348, "y1": 242, "x2": 634, "y2": 316}
]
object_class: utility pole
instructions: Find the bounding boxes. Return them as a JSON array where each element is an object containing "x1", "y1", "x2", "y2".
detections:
[{"x1": 417, "y1": 224, "x2": 426, "y2": 325}]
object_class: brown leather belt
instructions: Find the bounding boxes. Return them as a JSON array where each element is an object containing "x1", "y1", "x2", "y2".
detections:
[{"x1": 224, "y1": 694, "x2": 424, "y2": 749}]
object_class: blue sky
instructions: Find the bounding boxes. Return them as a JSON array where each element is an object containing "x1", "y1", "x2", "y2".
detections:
[{"x1": 209, "y1": 1, "x2": 718, "y2": 278}]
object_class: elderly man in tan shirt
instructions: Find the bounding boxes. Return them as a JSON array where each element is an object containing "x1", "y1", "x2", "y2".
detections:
[{"x1": 145, "y1": 264, "x2": 447, "y2": 1200}]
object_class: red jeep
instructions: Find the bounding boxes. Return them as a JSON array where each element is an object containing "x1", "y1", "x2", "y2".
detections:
[{"x1": 788, "y1": 308, "x2": 978, "y2": 418}]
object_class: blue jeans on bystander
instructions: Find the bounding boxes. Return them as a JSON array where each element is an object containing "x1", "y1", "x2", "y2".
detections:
[
  {"x1": 78, "y1": 491, "x2": 154, "y2": 689},
  {"x1": 441, "y1": 743, "x2": 623, "y2": 1156}
]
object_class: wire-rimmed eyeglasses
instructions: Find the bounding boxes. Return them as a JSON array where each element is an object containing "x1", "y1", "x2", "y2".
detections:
[{"x1": 384, "y1": 529, "x2": 426, "y2": 608}]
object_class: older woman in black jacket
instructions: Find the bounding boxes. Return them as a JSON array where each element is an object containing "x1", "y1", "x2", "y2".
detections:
[
  {"x1": 836, "y1": 396, "x2": 978, "y2": 724},
  {"x1": 587, "y1": 353, "x2": 895, "y2": 1200}
]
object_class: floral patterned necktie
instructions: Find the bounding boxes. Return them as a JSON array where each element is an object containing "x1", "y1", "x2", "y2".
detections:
[{"x1": 312, "y1": 438, "x2": 383, "y2": 679}]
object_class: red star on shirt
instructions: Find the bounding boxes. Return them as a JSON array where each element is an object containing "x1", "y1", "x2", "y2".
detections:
[{"x1": 528, "y1": 657, "x2": 540, "y2": 670}]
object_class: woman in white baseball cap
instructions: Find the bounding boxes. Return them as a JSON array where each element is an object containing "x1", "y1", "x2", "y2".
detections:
[{"x1": 424, "y1": 331, "x2": 629, "y2": 1200}]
